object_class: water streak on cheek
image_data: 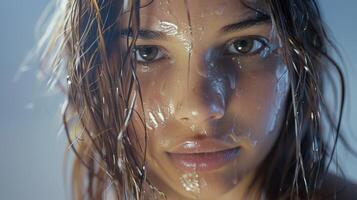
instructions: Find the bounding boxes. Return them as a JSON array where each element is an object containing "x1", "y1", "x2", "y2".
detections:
[
  {"x1": 157, "y1": 106, "x2": 165, "y2": 123},
  {"x1": 145, "y1": 104, "x2": 171, "y2": 130},
  {"x1": 148, "y1": 112, "x2": 159, "y2": 129},
  {"x1": 227, "y1": 73, "x2": 236, "y2": 90},
  {"x1": 227, "y1": 126, "x2": 259, "y2": 148},
  {"x1": 266, "y1": 64, "x2": 289, "y2": 133},
  {"x1": 209, "y1": 77, "x2": 227, "y2": 110}
]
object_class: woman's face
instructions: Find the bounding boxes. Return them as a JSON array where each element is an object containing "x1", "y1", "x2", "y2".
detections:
[{"x1": 122, "y1": 0, "x2": 289, "y2": 199}]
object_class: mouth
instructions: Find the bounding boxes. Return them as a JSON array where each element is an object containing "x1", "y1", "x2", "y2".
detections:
[{"x1": 167, "y1": 146, "x2": 241, "y2": 173}]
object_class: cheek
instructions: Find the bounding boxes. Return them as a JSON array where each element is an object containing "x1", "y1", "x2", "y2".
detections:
[
  {"x1": 130, "y1": 90, "x2": 171, "y2": 155},
  {"x1": 230, "y1": 63, "x2": 289, "y2": 151}
]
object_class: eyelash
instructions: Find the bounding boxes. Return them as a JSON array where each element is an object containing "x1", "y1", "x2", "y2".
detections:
[{"x1": 133, "y1": 36, "x2": 269, "y2": 64}]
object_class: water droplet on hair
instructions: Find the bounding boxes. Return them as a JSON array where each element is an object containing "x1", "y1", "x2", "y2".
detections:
[{"x1": 66, "y1": 75, "x2": 71, "y2": 85}]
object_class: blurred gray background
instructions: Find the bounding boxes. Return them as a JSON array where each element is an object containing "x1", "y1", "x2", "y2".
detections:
[{"x1": 0, "y1": 0, "x2": 356, "y2": 199}]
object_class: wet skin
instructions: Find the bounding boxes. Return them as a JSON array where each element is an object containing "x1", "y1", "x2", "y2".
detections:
[{"x1": 120, "y1": 0, "x2": 290, "y2": 199}]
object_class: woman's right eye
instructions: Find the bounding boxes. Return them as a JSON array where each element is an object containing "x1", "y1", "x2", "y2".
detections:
[{"x1": 134, "y1": 45, "x2": 166, "y2": 63}]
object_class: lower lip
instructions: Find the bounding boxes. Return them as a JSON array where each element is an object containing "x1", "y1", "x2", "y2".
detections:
[{"x1": 167, "y1": 147, "x2": 240, "y2": 173}]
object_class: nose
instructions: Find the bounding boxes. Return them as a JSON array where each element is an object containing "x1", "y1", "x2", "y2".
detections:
[
  {"x1": 176, "y1": 85, "x2": 226, "y2": 123},
  {"x1": 174, "y1": 57, "x2": 228, "y2": 125}
]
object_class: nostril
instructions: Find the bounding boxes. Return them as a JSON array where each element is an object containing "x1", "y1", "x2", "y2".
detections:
[
  {"x1": 209, "y1": 115, "x2": 218, "y2": 120},
  {"x1": 180, "y1": 117, "x2": 190, "y2": 121},
  {"x1": 209, "y1": 112, "x2": 224, "y2": 120}
]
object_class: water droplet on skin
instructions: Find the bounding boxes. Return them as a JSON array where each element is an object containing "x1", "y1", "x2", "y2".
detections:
[
  {"x1": 197, "y1": 26, "x2": 204, "y2": 31},
  {"x1": 214, "y1": 6, "x2": 225, "y2": 16},
  {"x1": 185, "y1": 42, "x2": 193, "y2": 53},
  {"x1": 199, "y1": 128, "x2": 208, "y2": 136},
  {"x1": 228, "y1": 134, "x2": 240, "y2": 143},
  {"x1": 159, "y1": 138, "x2": 170, "y2": 148},
  {"x1": 180, "y1": 173, "x2": 200, "y2": 194},
  {"x1": 174, "y1": 32, "x2": 192, "y2": 53},
  {"x1": 159, "y1": 21, "x2": 178, "y2": 36},
  {"x1": 190, "y1": 125, "x2": 196, "y2": 132},
  {"x1": 250, "y1": 140, "x2": 258, "y2": 147},
  {"x1": 149, "y1": 112, "x2": 159, "y2": 128},
  {"x1": 157, "y1": 106, "x2": 166, "y2": 123},
  {"x1": 141, "y1": 65, "x2": 151, "y2": 73},
  {"x1": 232, "y1": 57, "x2": 243, "y2": 69},
  {"x1": 146, "y1": 123, "x2": 154, "y2": 130},
  {"x1": 168, "y1": 102, "x2": 175, "y2": 115}
]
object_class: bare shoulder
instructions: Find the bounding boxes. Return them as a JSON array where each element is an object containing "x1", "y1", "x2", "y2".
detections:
[{"x1": 318, "y1": 173, "x2": 357, "y2": 200}]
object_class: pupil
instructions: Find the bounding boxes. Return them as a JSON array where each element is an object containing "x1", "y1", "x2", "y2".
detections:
[
  {"x1": 139, "y1": 46, "x2": 158, "y2": 61},
  {"x1": 234, "y1": 39, "x2": 253, "y2": 53}
]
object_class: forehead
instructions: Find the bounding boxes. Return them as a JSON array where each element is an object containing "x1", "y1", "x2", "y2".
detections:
[{"x1": 124, "y1": 0, "x2": 263, "y2": 29}]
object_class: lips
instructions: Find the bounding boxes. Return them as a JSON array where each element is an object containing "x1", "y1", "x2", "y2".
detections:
[{"x1": 166, "y1": 139, "x2": 240, "y2": 172}]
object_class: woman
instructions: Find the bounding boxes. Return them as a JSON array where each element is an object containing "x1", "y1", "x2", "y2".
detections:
[{"x1": 40, "y1": 0, "x2": 356, "y2": 199}]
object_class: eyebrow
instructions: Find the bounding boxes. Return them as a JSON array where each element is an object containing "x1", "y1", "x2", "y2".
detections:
[
  {"x1": 119, "y1": 28, "x2": 167, "y2": 40},
  {"x1": 220, "y1": 14, "x2": 271, "y2": 33},
  {"x1": 119, "y1": 14, "x2": 271, "y2": 40}
]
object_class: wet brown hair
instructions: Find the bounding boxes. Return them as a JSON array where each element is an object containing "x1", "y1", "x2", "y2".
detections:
[{"x1": 39, "y1": 0, "x2": 347, "y2": 199}]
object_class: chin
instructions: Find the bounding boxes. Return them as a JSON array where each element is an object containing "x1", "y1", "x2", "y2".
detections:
[{"x1": 147, "y1": 157, "x2": 248, "y2": 200}]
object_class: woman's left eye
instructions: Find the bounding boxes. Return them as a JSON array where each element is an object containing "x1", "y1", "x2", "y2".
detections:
[
  {"x1": 225, "y1": 37, "x2": 268, "y2": 56},
  {"x1": 134, "y1": 45, "x2": 165, "y2": 63}
]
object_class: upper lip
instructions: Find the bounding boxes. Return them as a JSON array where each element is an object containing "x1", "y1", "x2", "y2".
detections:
[{"x1": 167, "y1": 137, "x2": 238, "y2": 154}]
